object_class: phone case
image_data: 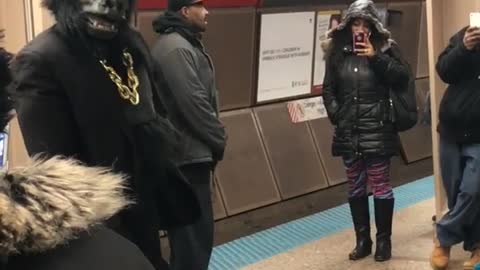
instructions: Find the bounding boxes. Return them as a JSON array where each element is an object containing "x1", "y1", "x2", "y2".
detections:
[
  {"x1": 353, "y1": 32, "x2": 365, "y2": 51},
  {"x1": 470, "y1": 12, "x2": 480, "y2": 27}
]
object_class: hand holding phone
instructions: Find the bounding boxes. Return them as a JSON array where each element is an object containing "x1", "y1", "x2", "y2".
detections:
[
  {"x1": 354, "y1": 32, "x2": 375, "y2": 57},
  {"x1": 465, "y1": 14, "x2": 480, "y2": 50}
]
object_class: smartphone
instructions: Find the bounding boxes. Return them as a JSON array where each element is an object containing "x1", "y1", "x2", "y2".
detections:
[
  {"x1": 353, "y1": 32, "x2": 366, "y2": 52},
  {"x1": 470, "y1": 12, "x2": 480, "y2": 28}
]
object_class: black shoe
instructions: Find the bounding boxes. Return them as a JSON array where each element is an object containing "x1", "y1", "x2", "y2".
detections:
[
  {"x1": 348, "y1": 196, "x2": 372, "y2": 261},
  {"x1": 374, "y1": 198, "x2": 394, "y2": 262}
]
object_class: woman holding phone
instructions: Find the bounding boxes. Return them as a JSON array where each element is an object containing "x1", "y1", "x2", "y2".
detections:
[{"x1": 322, "y1": 0, "x2": 411, "y2": 262}]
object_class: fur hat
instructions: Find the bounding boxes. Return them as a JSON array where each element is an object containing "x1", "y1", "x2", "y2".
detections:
[
  {"x1": 328, "y1": 0, "x2": 391, "y2": 39},
  {"x1": 0, "y1": 156, "x2": 131, "y2": 255}
]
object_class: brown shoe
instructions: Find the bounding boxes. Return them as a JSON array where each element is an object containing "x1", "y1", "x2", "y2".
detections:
[
  {"x1": 430, "y1": 243, "x2": 451, "y2": 270},
  {"x1": 464, "y1": 249, "x2": 480, "y2": 270}
]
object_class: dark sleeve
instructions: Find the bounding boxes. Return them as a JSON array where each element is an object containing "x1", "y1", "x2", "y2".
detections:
[
  {"x1": 436, "y1": 28, "x2": 475, "y2": 84},
  {"x1": 322, "y1": 55, "x2": 341, "y2": 125},
  {"x1": 0, "y1": 48, "x2": 13, "y2": 131},
  {"x1": 133, "y1": 29, "x2": 169, "y2": 117},
  {"x1": 153, "y1": 48, "x2": 226, "y2": 156},
  {"x1": 368, "y1": 42, "x2": 410, "y2": 88},
  {"x1": 9, "y1": 51, "x2": 83, "y2": 158}
]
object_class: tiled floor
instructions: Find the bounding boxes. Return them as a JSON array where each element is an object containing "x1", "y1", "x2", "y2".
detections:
[{"x1": 242, "y1": 199, "x2": 469, "y2": 270}]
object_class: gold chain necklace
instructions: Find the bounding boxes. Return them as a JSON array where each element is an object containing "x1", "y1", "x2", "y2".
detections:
[{"x1": 99, "y1": 49, "x2": 140, "y2": 105}]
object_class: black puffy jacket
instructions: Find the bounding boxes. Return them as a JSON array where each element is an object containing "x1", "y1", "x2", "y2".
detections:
[
  {"x1": 437, "y1": 27, "x2": 480, "y2": 144},
  {"x1": 323, "y1": 42, "x2": 410, "y2": 158}
]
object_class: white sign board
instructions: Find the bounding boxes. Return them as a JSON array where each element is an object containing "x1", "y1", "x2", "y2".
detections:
[
  {"x1": 257, "y1": 12, "x2": 315, "y2": 102},
  {"x1": 313, "y1": 11, "x2": 342, "y2": 93},
  {"x1": 287, "y1": 96, "x2": 328, "y2": 123}
]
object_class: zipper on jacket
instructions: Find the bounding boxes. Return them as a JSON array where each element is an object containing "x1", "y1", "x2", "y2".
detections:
[
  {"x1": 198, "y1": 41, "x2": 220, "y2": 115},
  {"x1": 389, "y1": 98, "x2": 395, "y2": 122},
  {"x1": 353, "y1": 58, "x2": 361, "y2": 157}
]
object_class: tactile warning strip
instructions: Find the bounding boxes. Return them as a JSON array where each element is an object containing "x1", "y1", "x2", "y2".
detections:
[{"x1": 209, "y1": 176, "x2": 434, "y2": 270}]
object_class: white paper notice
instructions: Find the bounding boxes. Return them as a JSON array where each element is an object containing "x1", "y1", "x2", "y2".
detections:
[{"x1": 257, "y1": 12, "x2": 315, "y2": 102}]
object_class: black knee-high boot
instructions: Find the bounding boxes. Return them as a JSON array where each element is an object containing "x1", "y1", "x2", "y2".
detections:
[
  {"x1": 349, "y1": 196, "x2": 373, "y2": 260},
  {"x1": 374, "y1": 198, "x2": 394, "y2": 262}
]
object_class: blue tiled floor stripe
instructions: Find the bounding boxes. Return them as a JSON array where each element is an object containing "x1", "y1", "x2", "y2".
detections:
[{"x1": 209, "y1": 175, "x2": 435, "y2": 270}]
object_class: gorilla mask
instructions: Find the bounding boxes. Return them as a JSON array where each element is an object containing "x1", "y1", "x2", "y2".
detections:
[{"x1": 80, "y1": 0, "x2": 129, "y2": 40}]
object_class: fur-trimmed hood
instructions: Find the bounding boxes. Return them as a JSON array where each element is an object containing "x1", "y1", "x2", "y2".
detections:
[
  {"x1": 0, "y1": 156, "x2": 131, "y2": 255},
  {"x1": 328, "y1": 0, "x2": 390, "y2": 40}
]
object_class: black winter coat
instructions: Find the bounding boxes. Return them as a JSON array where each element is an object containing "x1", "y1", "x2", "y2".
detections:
[
  {"x1": 0, "y1": 48, "x2": 13, "y2": 131},
  {"x1": 437, "y1": 27, "x2": 480, "y2": 144},
  {"x1": 152, "y1": 12, "x2": 227, "y2": 166},
  {"x1": 323, "y1": 42, "x2": 410, "y2": 158},
  {"x1": 8, "y1": 25, "x2": 200, "y2": 269},
  {"x1": 7, "y1": 226, "x2": 154, "y2": 270}
]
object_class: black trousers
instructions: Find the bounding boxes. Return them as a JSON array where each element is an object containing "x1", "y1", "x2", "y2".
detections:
[
  {"x1": 107, "y1": 183, "x2": 169, "y2": 270},
  {"x1": 167, "y1": 163, "x2": 214, "y2": 270}
]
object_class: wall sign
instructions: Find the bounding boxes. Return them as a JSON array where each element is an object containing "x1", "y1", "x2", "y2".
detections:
[
  {"x1": 312, "y1": 10, "x2": 342, "y2": 94},
  {"x1": 257, "y1": 12, "x2": 315, "y2": 102},
  {"x1": 287, "y1": 96, "x2": 328, "y2": 123}
]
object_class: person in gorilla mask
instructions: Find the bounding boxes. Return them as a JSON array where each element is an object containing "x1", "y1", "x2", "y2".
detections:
[{"x1": 8, "y1": 1, "x2": 201, "y2": 269}]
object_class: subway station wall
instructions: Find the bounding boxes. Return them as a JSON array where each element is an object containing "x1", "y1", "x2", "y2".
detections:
[{"x1": 135, "y1": 0, "x2": 431, "y2": 219}]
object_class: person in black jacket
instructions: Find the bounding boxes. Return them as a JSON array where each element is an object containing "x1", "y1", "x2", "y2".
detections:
[
  {"x1": 2, "y1": 156, "x2": 154, "y2": 270},
  {"x1": 430, "y1": 25, "x2": 480, "y2": 270},
  {"x1": 8, "y1": 1, "x2": 200, "y2": 269},
  {"x1": 151, "y1": 1, "x2": 227, "y2": 269},
  {"x1": 322, "y1": 0, "x2": 410, "y2": 262},
  {"x1": 0, "y1": 32, "x2": 14, "y2": 131}
]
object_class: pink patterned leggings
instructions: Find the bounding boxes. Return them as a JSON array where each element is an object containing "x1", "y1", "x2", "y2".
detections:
[{"x1": 343, "y1": 156, "x2": 394, "y2": 199}]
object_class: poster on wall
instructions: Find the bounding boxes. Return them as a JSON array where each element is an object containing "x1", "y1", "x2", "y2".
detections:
[
  {"x1": 257, "y1": 12, "x2": 315, "y2": 103},
  {"x1": 312, "y1": 10, "x2": 342, "y2": 94}
]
